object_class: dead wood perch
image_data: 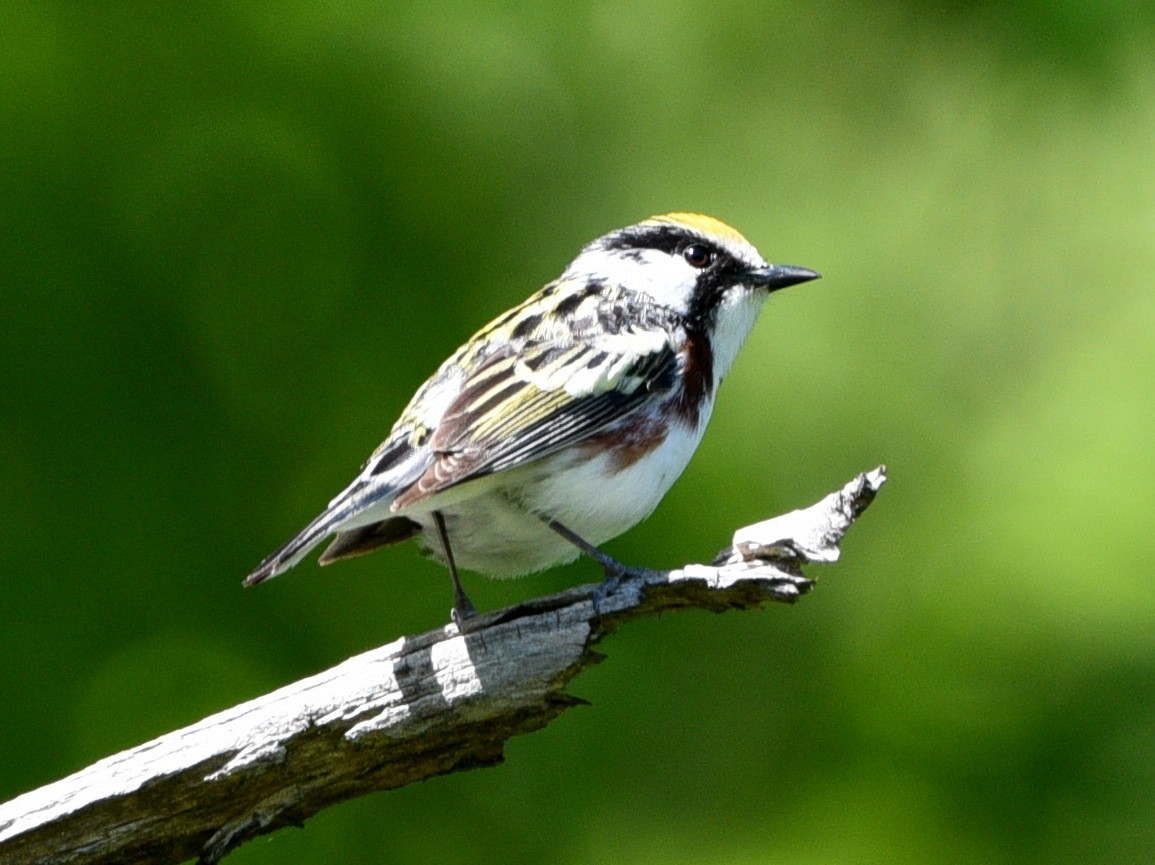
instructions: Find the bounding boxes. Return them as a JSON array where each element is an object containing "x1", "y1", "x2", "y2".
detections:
[{"x1": 0, "y1": 466, "x2": 886, "y2": 865}]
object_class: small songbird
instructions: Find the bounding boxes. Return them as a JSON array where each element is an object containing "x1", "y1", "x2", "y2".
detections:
[{"x1": 245, "y1": 213, "x2": 818, "y2": 622}]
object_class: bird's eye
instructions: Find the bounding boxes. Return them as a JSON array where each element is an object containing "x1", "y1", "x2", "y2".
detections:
[{"x1": 683, "y1": 244, "x2": 713, "y2": 268}]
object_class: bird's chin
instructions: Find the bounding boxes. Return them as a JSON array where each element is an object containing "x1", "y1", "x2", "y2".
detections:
[{"x1": 709, "y1": 287, "x2": 770, "y2": 381}]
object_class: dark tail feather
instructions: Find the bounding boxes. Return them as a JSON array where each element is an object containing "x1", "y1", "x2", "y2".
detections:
[
  {"x1": 245, "y1": 473, "x2": 410, "y2": 586},
  {"x1": 243, "y1": 507, "x2": 351, "y2": 587},
  {"x1": 318, "y1": 517, "x2": 422, "y2": 565}
]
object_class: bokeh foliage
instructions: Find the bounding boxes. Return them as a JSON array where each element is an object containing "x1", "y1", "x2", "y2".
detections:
[{"x1": 3, "y1": 1, "x2": 1154, "y2": 863}]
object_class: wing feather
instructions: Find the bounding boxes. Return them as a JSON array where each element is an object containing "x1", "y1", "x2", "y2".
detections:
[{"x1": 392, "y1": 330, "x2": 678, "y2": 508}]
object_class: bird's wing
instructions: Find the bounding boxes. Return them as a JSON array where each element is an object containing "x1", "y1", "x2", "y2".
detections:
[{"x1": 391, "y1": 325, "x2": 679, "y2": 509}]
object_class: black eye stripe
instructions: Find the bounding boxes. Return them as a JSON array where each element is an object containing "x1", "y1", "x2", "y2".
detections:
[
  {"x1": 595, "y1": 225, "x2": 743, "y2": 276},
  {"x1": 597, "y1": 225, "x2": 686, "y2": 256}
]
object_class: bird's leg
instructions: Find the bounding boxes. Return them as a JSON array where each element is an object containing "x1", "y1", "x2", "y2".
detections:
[
  {"x1": 432, "y1": 510, "x2": 476, "y2": 626},
  {"x1": 544, "y1": 519, "x2": 626, "y2": 574},
  {"x1": 544, "y1": 518, "x2": 653, "y2": 609}
]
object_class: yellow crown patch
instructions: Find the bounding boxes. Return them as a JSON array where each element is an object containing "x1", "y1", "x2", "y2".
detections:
[{"x1": 646, "y1": 212, "x2": 750, "y2": 247}]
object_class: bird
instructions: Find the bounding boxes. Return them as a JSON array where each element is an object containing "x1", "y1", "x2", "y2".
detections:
[{"x1": 244, "y1": 213, "x2": 819, "y2": 623}]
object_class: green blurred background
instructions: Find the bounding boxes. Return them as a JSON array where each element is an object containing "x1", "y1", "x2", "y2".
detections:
[{"x1": 3, "y1": 1, "x2": 1154, "y2": 862}]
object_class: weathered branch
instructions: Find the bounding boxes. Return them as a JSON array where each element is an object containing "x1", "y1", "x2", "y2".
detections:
[{"x1": 0, "y1": 467, "x2": 886, "y2": 865}]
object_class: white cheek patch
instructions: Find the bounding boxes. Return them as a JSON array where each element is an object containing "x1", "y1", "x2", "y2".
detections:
[{"x1": 564, "y1": 249, "x2": 698, "y2": 313}]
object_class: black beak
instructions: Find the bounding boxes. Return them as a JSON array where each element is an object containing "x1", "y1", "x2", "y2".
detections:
[{"x1": 751, "y1": 263, "x2": 821, "y2": 292}]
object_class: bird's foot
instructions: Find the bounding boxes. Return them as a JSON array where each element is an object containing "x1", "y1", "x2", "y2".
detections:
[
  {"x1": 450, "y1": 595, "x2": 477, "y2": 631},
  {"x1": 592, "y1": 568, "x2": 623, "y2": 614},
  {"x1": 540, "y1": 517, "x2": 658, "y2": 615},
  {"x1": 591, "y1": 559, "x2": 662, "y2": 614}
]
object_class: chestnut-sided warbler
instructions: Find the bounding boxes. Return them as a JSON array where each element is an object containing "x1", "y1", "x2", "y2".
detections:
[{"x1": 245, "y1": 213, "x2": 818, "y2": 621}]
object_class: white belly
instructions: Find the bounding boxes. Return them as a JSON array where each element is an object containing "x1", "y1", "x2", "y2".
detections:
[{"x1": 405, "y1": 418, "x2": 708, "y2": 577}]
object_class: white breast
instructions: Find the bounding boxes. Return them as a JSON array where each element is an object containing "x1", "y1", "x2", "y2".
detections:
[{"x1": 405, "y1": 406, "x2": 712, "y2": 578}]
